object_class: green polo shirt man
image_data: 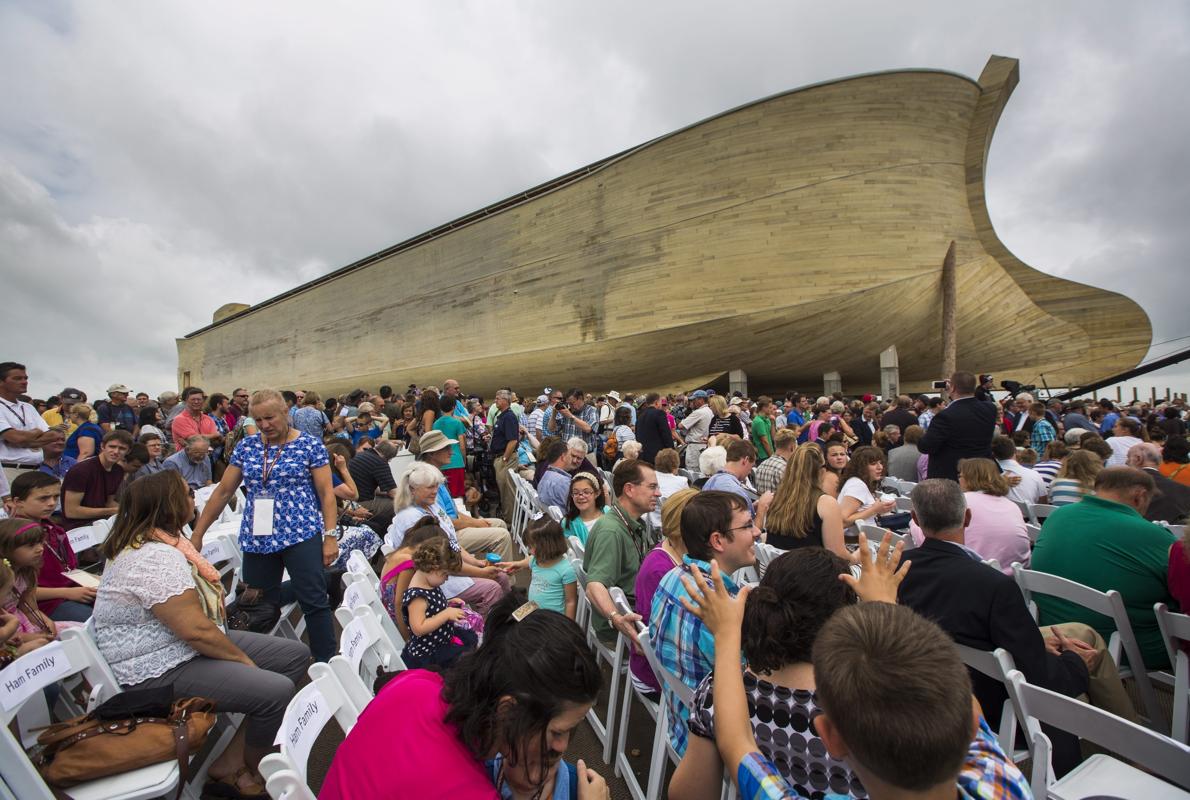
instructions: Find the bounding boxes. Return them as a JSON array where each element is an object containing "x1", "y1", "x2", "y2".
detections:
[
  {"x1": 583, "y1": 460, "x2": 661, "y2": 642},
  {"x1": 1031, "y1": 467, "x2": 1177, "y2": 668}
]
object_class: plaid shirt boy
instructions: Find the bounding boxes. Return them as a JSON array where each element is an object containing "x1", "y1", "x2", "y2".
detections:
[{"x1": 649, "y1": 556, "x2": 741, "y2": 757}]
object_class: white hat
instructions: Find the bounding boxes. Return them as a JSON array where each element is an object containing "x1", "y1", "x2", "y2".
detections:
[{"x1": 607, "y1": 391, "x2": 622, "y2": 404}]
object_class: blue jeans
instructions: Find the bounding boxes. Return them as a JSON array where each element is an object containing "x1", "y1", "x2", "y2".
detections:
[
  {"x1": 50, "y1": 600, "x2": 93, "y2": 623},
  {"x1": 241, "y1": 536, "x2": 335, "y2": 662}
]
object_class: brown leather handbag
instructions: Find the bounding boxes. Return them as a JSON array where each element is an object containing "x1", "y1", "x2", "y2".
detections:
[{"x1": 34, "y1": 696, "x2": 217, "y2": 794}]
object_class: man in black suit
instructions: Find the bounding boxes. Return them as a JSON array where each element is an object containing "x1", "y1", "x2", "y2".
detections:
[
  {"x1": 916, "y1": 371, "x2": 997, "y2": 481},
  {"x1": 898, "y1": 480, "x2": 1139, "y2": 771},
  {"x1": 852, "y1": 402, "x2": 878, "y2": 447},
  {"x1": 636, "y1": 392, "x2": 677, "y2": 465},
  {"x1": 1127, "y1": 442, "x2": 1190, "y2": 524},
  {"x1": 879, "y1": 395, "x2": 918, "y2": 435}
]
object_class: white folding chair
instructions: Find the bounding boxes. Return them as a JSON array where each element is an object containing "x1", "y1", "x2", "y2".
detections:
[
  {"x1": 567, "y1": 541, "x2": 591, "y2": 630},
  {"x1": 567, "y1": 535, "x2": 586, "y2": 560},
  {"x1": 857, "y1": 522, "x2": 913, "y2": 550},
  {"x1": 1005, "y1": 669, "x2": 1190, "y2": 798},
  {"x1": 1012, "y1": 564, "x2": 1166, "y2": 729},
  {"x1": 340, "y1": 572, "x2": 407, "y2": 654},
  {"x1": 0, "y1": 632, "x2": 199, "y2": 800},
  {"x1": 953, "y1": 644, "x2": 1026, "y2": 759},
  {"x1": 1028, "y1": 503, "x2": 1057, "y2": 526},
  {"x1": 1024, "y1": 523, "x2": 1042, "y2": 544},
  {"x1": 753, "y1": 541, "x2": 783, "y2": 580},
  {"x1": 330, "y1": 605, "x2": 405, "y2": 712},
  {"x1": 637, "y1": 627, "x2": 691, "y2": 799},
  {"x1": 547, "y1": 505, "x2": 565, "y2": 523},
  {"x1": 258, "y1": 664, "x2": 360, "y2": 797},
  {"x1": 894, "y1": 495, "x2": 914, "y2": 512},
  {"x1": 1155, "y1": 603, "x2": 1190, "y2": 743},
  {"x1": 1012, "y1": 499, "x2": 1032, "y2": 523},
  {"x1": 569, "y1": 555, "x2": 626, "y2": 763},
  {"x1": 609, "y1": 589, "x2": 668, "y2": 800}
]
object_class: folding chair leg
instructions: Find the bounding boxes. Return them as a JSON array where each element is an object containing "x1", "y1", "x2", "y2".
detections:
[
  {"x1": 614, "y1": 667, "x2": 635, "y2": 780},
  {"x1": 646, "y1": 702, "x2": 670, "y2": 800}
]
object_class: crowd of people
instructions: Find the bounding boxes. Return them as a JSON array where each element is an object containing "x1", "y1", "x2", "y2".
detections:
[{"x1": 2, "y1": 358, "x2": 1189, "y2": 799}]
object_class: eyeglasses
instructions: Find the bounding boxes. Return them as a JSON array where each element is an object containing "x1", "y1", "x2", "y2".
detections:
[
  {"x1": 571, "y1": 489, "x2": 596, "y2": 498},
  {"x1": 728, "y1": 518, "x2": 758, "y2": 533}
]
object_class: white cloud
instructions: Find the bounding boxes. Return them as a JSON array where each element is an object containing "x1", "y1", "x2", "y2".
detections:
[{"x1": 2, "y1": 0, "x2": 1187, "y2": 399}]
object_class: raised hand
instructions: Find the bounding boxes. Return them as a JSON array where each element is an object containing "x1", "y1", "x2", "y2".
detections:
[
  {"x1": 839, "y1": 531, "x2": 909, "y2": 604},
  {"x1": 678, "y1": 560, "x2": 750, "y2": 638}
]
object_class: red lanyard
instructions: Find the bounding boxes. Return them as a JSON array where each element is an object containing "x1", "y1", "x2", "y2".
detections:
[{"x1": 260, "y1": 434, "x2": 290, "y2": 487}]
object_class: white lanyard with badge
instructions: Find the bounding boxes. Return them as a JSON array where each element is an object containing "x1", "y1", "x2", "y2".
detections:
[{"x1": 253, "y1": 436, "x2": 289, "y2": 537}]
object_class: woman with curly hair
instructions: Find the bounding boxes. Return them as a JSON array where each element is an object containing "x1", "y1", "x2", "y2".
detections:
[
  {"x1": 837, "y1": 445, "x2": 896, "y2": 531},
  {"x1": 670, "y1": 548, "x2": 868, "y2": 799}
]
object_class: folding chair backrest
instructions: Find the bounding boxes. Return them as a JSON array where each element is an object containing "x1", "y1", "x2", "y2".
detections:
[
  {"x1": 260, "y1": 664, "x2": 359, "y2": 782},
  {"x1": 66, "y1": 525, "x2": 101, "y2": 553},
  {"x1": 330, "y1": 605, "x2": 403, "y2": 712},
  {"x1": 346, "y1": 549, "x2": 373, "y2": 579},
  {"x1": 609, "y1": 587, "x2": 633, "y2": 620},
  {"x1": 340, "y1": 572, "x2": 405, "y2": 652},
  {"x1": 1012, "y1": 564, "x2": 1165, "y2": 728},
  {"x1": 1012, "y1": 499, "x2": 1031, "y2": 522},
  {"x1": 638, "y1": 627, "x2": 694, "y2": 708},
  {"x1": 1007, "y1": 669, "x2": 1190, "y2": 792},
  {"x1": 1156, "y1": 602, "x2": 1190, "y2": 743},
  {"x1": 753, "y1": 542, "x2": 783, "y2": 580},
  {"x1": 263, "y1": 768, "x2": 316, "y2": 800},
  {"x1": 857, "y1": 523, "x2": 912, "y2": 550},
  {"x1": 568, "y1": 535, "x2": 585, "y2": 560},
  {"x1": 1023, "y1": 523, "x2": 1041, "y2": 544},
  {"x1": 547, "y1": 505, "x2": 565, "y2": 523},
  {"x1": 1029, "y1": 503, "x2": 1057, "y2": 524},
  {"x1": 569, "y1": 554, "x2": 589, "y2": 591},
  {"x1": 953, "y1": 644, "x2": 1020, "y2": 754}
]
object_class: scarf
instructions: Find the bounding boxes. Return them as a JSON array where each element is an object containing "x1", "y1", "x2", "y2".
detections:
[{"x1": 151, "y1": 529, "x2": 226, "y2": 626}]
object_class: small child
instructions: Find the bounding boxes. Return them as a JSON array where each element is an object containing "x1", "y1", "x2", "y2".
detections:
[
  {"x1": 8, "y1": 472, "x2": 92, "y2": 622},
  {"x1": 0, "y1": 556, "x2": 46, "y2": 667},
  {"x1": 381, "y1": 519, "x2": 449, "y2": 641},
  {"x1": 401, "y1": 537, "x2": 478, "y2": 669},
  {"x1": 0, "y1": 518, "x2": 58, "y2": 640},
  {"x1": 503, "y1": 518, "x2": 577, "y2": 619}
]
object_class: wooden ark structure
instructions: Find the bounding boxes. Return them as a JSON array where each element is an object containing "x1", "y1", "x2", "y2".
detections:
[{"x1": 177, "y1": 55, "x2": 1150, "y2": 398}]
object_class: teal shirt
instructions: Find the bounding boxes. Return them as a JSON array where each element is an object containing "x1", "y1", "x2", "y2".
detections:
[
  {"x1": 1030, "y1": 494, "x2": 1176, "y2": 668},
  {"x1": 432, "y1": 415, "x2": 467, "y2": 471},
  {"x1": 528, "y1": 556, "x2": 577, "y2": 615}
]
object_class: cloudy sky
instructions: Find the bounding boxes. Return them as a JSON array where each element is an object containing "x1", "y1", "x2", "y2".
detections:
[{"x1": 3, "y1": 1, "x2": 1187, "y2": 402}]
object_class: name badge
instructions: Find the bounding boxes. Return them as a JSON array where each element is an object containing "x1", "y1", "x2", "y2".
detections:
[{"x1": 253, "y1": 492, "x2": 275, "y2": 537}]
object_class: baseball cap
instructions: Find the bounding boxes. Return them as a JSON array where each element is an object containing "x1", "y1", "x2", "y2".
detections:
[
  {"x1": 416, "y1": 430, "x2": 453, "y2": 454},
  {"x1": 107, "y1": 383, "x2": 131, "y2": 395},
  {"x1": 536, "y1": 394, "x2": 550, "y2": 405},
  {"x1": 690, "y1": 390, "x2": 709, "y2": 399},
  {"x1": 60, "y1": 388, "x2": 84, "y2": 402}
]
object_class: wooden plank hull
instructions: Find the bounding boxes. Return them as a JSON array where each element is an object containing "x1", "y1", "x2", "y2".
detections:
[{"x1": 177, "y1": 55, "x2": 1151, "y2": 396}]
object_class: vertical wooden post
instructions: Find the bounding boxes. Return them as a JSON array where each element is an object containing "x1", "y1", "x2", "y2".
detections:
[
  {"x1": 1115, "y1": 386, "x2": 1122, "y2": 403},
  {"x1": 1150, "y1": 386, "x2": 1157, "y2": 405},
  {"x1": 1132, "y1": 387, "x2": 1138, "y2": 403},
  {"x1": 940, "y1": 241, "x2": 957, "y2": 379}
]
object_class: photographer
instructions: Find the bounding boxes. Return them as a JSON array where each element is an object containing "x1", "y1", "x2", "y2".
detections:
[
  {"x1": 918, "y1": 371, "x2": 997, "y2": 482},
  {"x1": 547, "y1": 387, "x2": 598, "y2": 456}
]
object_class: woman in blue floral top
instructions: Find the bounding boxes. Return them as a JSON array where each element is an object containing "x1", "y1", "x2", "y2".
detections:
[{"x1": 192, "y1": 389, "x2": 340, "y2": 661}]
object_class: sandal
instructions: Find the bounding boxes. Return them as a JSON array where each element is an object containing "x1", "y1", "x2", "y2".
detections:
[{"x1": 204, "y1": 766, "x2": 266, "y2": 799}]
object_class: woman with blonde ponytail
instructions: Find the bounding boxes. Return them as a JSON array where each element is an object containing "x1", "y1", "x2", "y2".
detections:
[
  {"x1": 670, "y1": 548, "x2": 869, "y2": 799},
  {"x1": 763, "y1": 443, "x2": 848, "y2": 557}
]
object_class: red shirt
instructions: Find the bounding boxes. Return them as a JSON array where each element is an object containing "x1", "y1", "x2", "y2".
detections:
[
  {"x1": 319, "y1": 670, "x2": 497, "y2": 800},
  {"x1": 170, "y1": 411, "x2": 217, "y2": 451},
  {"x1": 33, "y1": 519, "x2": 79, "y2": 614}
]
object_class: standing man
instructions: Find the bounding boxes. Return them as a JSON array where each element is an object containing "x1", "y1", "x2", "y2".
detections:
[
  {"x1": 525, "y1": 394, "x2": 550, "y2": 440},
  {"x1": 879, "y1": 395, "x2": 918, "y2": 436},
  {"x1": 749, "y1": 396, "x2": 775, "y2": 461},
  {"x1": 785, "y1": 394, "x2": 814, "y2": 444},
  {"x1": 61, "y1": 430, "x2": 132, "y2": 529},
  {"x1": 441, "y1": 378, "x2": 472, "y2": 427},
  {"x1": 97, "y1": 383, "x2": 138, "y2": 435},
  {"x1": 489, "y1": 389, "x2": 521, "y2": 524},
  {"x1": 583, "y1": 460, "x2": 660, "y2": 643},
  {"x1": 170, "y1": 387, "x2": 222, "y2": 451},
  {"x1": 754, "y1": 428, "x2": 797, "y2": 495},
  {"x1": 678, "y1": 389, "x2": 713, "y2": 471},
  {"x1": 1027, "y1": 402, "x2": 1057, "y2": 455},
  {"x1": 636, "y1": 393, "x2": 676, "y2": 465},
  {"x1": 415, "y1": 431, "x2": 515, "y2": 560},
  {"x1": 917, "y1": 371, "x2": 997, "y2": 481},
  {"x1": 1, "y1": 362, "x2": 66, "y2": 490},
  {"x1": 853, "y1": 402, "x2": 879, "y2": 446},
  {"x1": 548, "y1": 387, "x2": 598, "y2": 456}
]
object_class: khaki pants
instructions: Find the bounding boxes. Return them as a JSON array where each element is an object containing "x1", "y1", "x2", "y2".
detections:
[
  {"x1": 3, "y1": 464, "x2": 40, "y2": 493},
  {"x1": 684, "y1": 443, "x2": 705, "y2": 472},
  {"x1": 1043, "y1": 622, "x2": 1140, "y2": 724},
  {"x1": 456, "y1": 522, "x2": 515, "y2": 562},
  {"x1": 494, "y1": 455, "x2": 519, "y2": 525}
]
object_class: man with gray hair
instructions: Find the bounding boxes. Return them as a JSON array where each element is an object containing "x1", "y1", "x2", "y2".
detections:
[
  {"x1": 898, "y1": 479, "x2": 1137, "y2": 772},
  {"x1": 1126, "y1": 442, "x2": 1190, "y2": 523},
  {"x1": 162, "y1": 435, "x2": 212, "y2": 489}
]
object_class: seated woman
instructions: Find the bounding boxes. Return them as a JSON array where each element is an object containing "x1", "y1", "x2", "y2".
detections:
[
  {"x1": 92, "y1": 471, "x2": 309, "y2": 799},
  {"x1": 694, "y1": 445, "x2": 727, "y2": 489},
  {"x1": 1048, "y1": 449, "x2": 1102, "y2": 506},
  {"x1": 763, "y1": 444, "x2": 849, "y2": 558},
  {"x1": 909, "y1": 459, "x2": 1029, "y2": 572},
  {"x1": 669, "y1": 547, "x2": 868, "y2": 799},
  {"x1": 386, "y1": 462, "x2": 509, "y2": 616},
  {"x1": 837, "y1": 446, "x2": 896, "y2": 532},
  {"x1": 321, "y1": 591, "x2": 609, "y2": 800},
  {"x1": 822, "y1": 440, "x2": 849, "y2": 483},
  {"x1": 563, "y1": 473, "x2": 607, "y2": 546}
]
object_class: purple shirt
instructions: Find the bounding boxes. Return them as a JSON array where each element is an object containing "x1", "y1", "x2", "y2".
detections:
[{"x1": 632, "y1": 546, "x2": 679, "y2": 692}]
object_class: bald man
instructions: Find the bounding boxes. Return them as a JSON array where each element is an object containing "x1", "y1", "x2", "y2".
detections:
[{"x1": 1127, "y1": 442, "x2": 1190, "y2": 524}]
